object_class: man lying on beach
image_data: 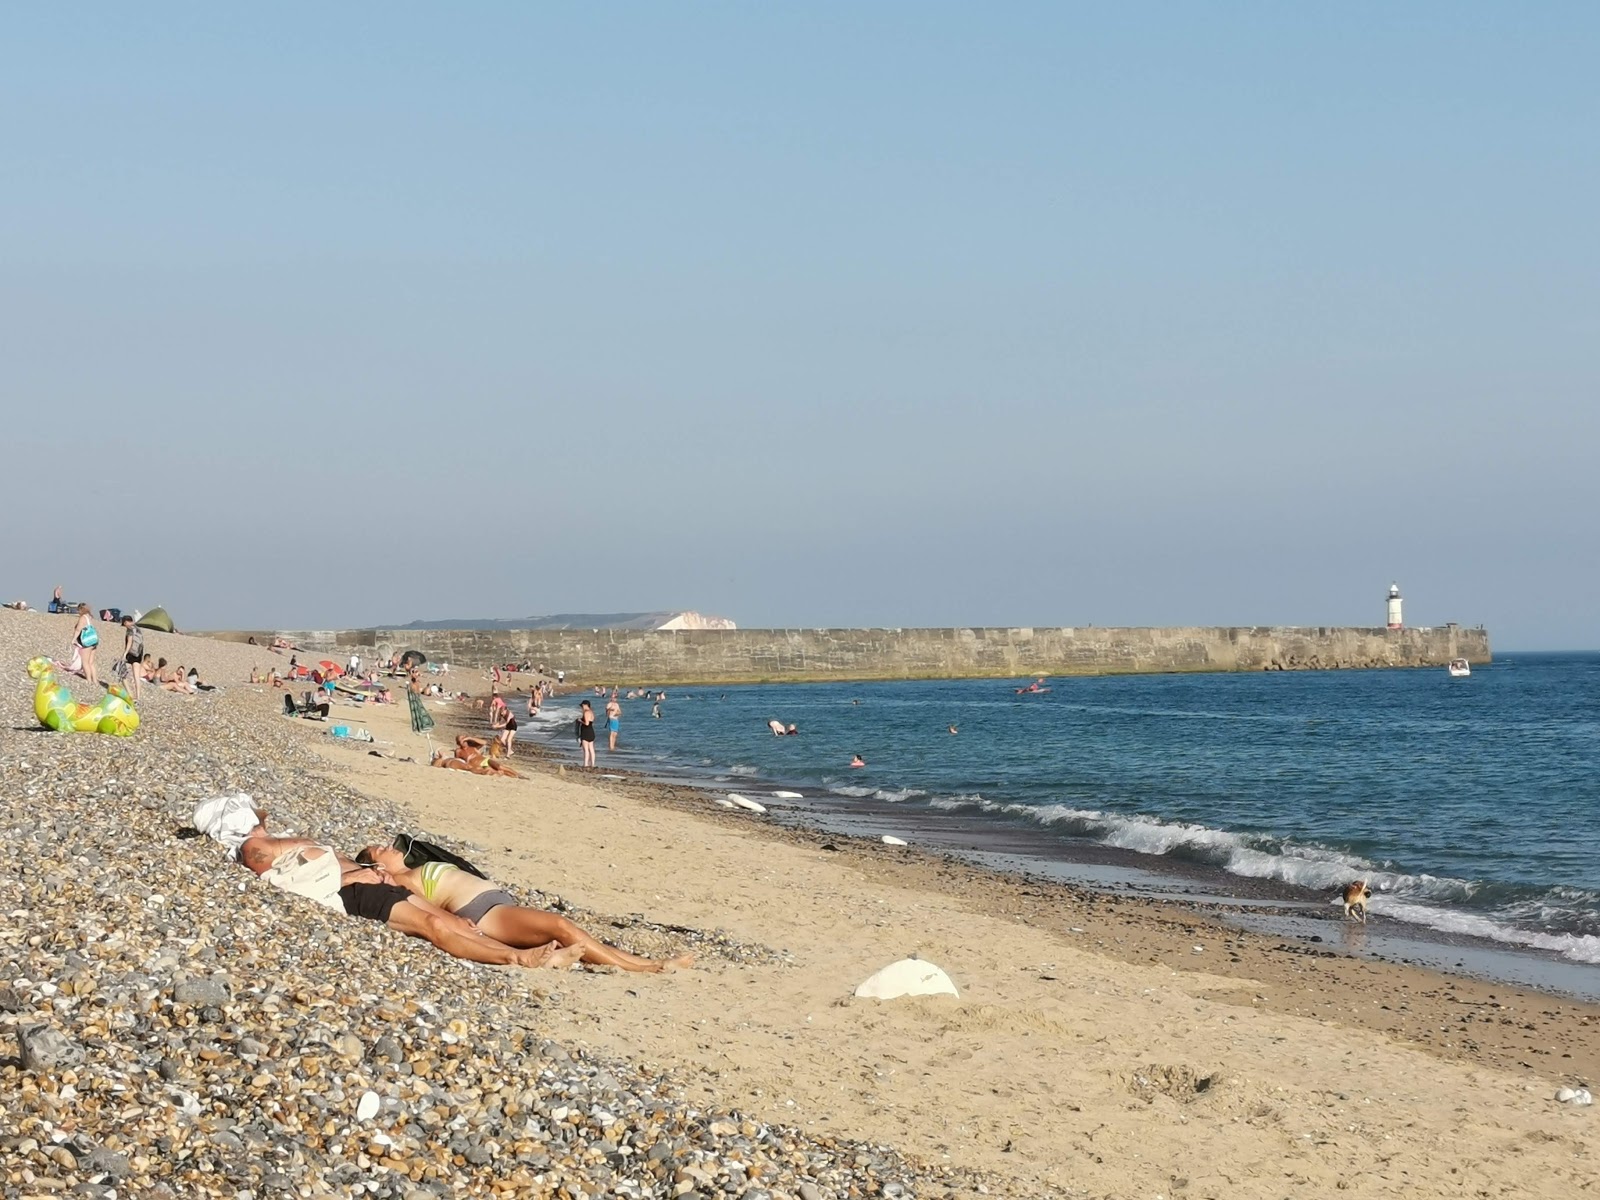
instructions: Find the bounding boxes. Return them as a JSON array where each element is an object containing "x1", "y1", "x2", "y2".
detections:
[
  {"x1": 357, "y1": 845, "x2": 693, "y2": 973},
  {"x1": 234, "y1": 818, "x2": 582, "y2": 969}
]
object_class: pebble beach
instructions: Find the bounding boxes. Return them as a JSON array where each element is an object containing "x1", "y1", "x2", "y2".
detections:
[
  {"x1": 0, "y1": 611, "x2": 977, "y2": 1199},
  {"x1": 5, "y1": 608, "x2": 1600, "y2": 1199}
]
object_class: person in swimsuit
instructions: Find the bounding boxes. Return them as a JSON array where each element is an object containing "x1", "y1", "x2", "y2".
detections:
[
  {"x1": 850, "y1": 754, "x2": 866, "y2": 768},
  {"x1": 577, "y1": 700, "x2": 597, "y2": 768},
  {"x1": 234, "y1": 819, "x2": 581, "y2": 969},
  {"x1": 119, "y1": 614, "x2": 143, "y2": 701},
  {"x1": 72, "y1": 604, "x2": 100, "y2": 686},
  {"x1": 430, "y1": 735, "x2": 519, "y2": 777},
  {"x1": 357, "y1": 846, "x2": 693, "y2": 973},
  {"x1": 605, "y1": 696, "x2": 621, "y2": 751}
]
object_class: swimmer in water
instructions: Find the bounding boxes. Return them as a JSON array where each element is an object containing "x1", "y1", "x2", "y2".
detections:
[
  {"x1": 948, "y1": 724, "x2": 958, "y2": 735},
  {"x1": 768, "y1": 718, "x2": 786, "y2": 735},
  {"x1": 849, "y1": 754, "x2": 865, "y2": 768}
]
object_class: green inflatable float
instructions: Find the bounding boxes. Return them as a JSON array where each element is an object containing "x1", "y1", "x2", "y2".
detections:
[{"x1": 28, "y1": 656, "x2": 140, "y2": 736}]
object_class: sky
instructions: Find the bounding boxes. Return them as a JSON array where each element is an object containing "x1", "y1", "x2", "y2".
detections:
[{"x1": 2, "y1": 4, "x2": 1595, "y2": 648}]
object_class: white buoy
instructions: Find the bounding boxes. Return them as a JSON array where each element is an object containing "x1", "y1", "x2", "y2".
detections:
[
  {"x1": 727, "y1": 794, "x2": 768, "y2": 813},
  {"x1": 881, "y1": 835, "x2": 908, "y2": 846},
  {"x1": 854, "y1": 958, "x2": 959, "y2": 1000}
]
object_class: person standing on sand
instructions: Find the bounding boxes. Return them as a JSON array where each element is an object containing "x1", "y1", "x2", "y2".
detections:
[
  {"x1": 72, "y1": 603, "x2": 100, "y2": 686},
  {"x1": 577, "y1": 699, "x2": 597, "y2": 767},
  {"x1": 605, "y1": 695, "x2": 621, "y2": 751}
]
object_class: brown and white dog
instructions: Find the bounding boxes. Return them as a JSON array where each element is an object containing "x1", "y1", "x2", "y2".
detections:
[{"x1": 1341, "y1": 880, "x2": 1373, "y2": 923}]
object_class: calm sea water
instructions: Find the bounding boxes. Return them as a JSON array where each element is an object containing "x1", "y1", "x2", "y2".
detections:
[{"x1": 532, "y1": 653, "x2": 1600, "y2": 963}]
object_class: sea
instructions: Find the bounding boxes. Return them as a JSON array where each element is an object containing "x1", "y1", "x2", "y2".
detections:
[{"x1": 524, "y1": 652, "x2": 1600, "y2": 996}]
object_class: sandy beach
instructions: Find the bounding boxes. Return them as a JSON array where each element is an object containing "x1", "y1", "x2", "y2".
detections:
[
  {"x1": 4, "y1": 610, "x2": 1597, "y2": 1197},
  {"x1": 322, "y1": 678, "x2": 1600, "y2": 1196}
]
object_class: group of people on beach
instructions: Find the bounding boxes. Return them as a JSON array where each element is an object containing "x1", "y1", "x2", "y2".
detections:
[{"x1": 231, "y1": 809, "x2": 690, "y2": 973}]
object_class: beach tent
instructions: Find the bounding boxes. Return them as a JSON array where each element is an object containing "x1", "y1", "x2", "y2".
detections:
[
  {"x1": 135, "y1": 607, "x2": 175, "y2": 633},
  {"x1": 400, "y1": 649, "x2": 427, "y2": 667}
]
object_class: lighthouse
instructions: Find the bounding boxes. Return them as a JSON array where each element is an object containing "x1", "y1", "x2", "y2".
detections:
[{"x1": 1386, "y1": 582, "x2": 1403, "y2": 630}]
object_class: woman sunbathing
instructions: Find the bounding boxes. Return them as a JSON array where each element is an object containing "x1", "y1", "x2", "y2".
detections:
[
  {"x1": 356, "y1": 845, "x2": 693, "y2": 973},
  {"x1": 430, "y1": 735, "x2": 520, "y2": 776}
]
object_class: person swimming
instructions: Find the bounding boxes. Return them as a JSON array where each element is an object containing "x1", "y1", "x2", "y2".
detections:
[{"x1": 849, "y1": 753, "x2": 865, "y2": 768}]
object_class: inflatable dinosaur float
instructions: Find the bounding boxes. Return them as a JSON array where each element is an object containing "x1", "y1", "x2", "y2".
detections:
[{"x1": 27, "y1": 656, "x2": 140, "y2": 736}]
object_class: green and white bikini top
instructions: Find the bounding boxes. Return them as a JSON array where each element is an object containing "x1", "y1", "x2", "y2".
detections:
[{"x1": 418, "y1": 860, "x2": 460, "y2": 902}]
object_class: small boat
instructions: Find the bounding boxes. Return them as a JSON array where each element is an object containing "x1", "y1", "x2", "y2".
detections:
[
  {"x1": 1015, "y1": 685, "x2": 1051, "y2": 694},
  {"x1": 1447, "y1": 658, "x2": 1471, "y2": 677}
]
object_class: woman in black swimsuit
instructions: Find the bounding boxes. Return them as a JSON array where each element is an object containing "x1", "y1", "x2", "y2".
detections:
[{"x1": 577, "y1": 699, "x2": 597, "y2": 768}]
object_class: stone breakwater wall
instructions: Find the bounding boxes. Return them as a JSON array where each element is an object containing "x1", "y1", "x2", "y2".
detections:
[{"x1": 200, "y1": 625, "x2": 1490, "y2": 685}]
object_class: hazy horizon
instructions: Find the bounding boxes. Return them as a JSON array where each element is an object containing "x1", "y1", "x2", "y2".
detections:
[{"x1": 4, "y1": 5, "x2": 1595, "y2": 651}]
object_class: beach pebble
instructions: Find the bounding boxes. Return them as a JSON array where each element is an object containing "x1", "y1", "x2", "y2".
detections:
[
  {"x1": 1556, "y1": 1087, "x2": 1577, "y2": 1102},
  {"x1": 356, "y1": 1090, "x2": 381, "y2": 1121},
  {"x1": 881, "y1": 835, "x2": 908, "y2": 846},
  {"x1": 18, "y1": 1023, "x2": 82, "y2": 1070}
]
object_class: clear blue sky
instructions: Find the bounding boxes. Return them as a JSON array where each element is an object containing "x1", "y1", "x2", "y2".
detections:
[{"x1": 3, "y1": 4, "x2": 1595, "y2": 647}]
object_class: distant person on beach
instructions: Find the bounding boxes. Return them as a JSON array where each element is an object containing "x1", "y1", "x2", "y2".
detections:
[
  {"x1": 357, "y1": 846, "x2": 693, "y2": 973},
  {"x1": 71, "y1": 604, "x2": 100, "y2": 686},
  {"x1": 605, "y1": 696, "x2": 621, "y2": 751},
  {"x1": 49, "y1": 585, "x2": 65, "y2": 614},
  {"x1": 850, "y1": 754, "x2": 865, "y2": 768},
  {"x1": 430, "y1": 737, "x2": 519, "y2": 777},
  {"x1": 490, "y1": 698, "x2": 518, "y2": 756},
  {"x1": 119, "y1": 615, "x2": 144, "y2": 701},
  {"x1": 527, "y1": 688, "x2": 540, "y2": 718},
  {"x1": 234, "y1": 820, "x2": 577, "y2": 969},
  {"x1": 577, "y1": 700, "x2": 597, "y2": 767}
]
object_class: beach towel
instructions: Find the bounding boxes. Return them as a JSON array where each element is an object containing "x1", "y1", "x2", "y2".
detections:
[
  {"x1": 192, "y1": 793, "x2": 260, "y2": 855},
  {"x1": 260, "y1": 846, "x2": 344, "y2": 911},
  {"x1": 406, "y1": 687, "x2": 435, "y2": 735}
]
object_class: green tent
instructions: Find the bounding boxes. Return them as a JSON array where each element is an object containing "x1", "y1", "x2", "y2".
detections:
[{"x1": 134, "y1": 606, "x2": 175, "y2": 633}]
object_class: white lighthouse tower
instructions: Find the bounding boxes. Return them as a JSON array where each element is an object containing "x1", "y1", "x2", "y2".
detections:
[{"x1": 1386, "y1": 582, "x2": 1403, "y2": 630}]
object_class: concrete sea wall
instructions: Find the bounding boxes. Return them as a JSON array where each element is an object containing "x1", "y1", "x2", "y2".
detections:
[{"x1": 201, "y1": 625, "x2": 1491, "y2": 685}]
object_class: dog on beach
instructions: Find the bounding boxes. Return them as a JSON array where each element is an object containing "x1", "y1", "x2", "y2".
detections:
[{"x1": 1341, "y1": 880, "x2": 1372, "y2": 923}]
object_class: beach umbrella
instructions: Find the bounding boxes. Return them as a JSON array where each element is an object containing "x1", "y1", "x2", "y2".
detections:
[{"x1": 317, "y1": 659, "x2": 344, "y2": 678}]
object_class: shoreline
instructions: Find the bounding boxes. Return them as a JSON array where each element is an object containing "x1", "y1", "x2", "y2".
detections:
[
  {"x1": 515, "y1": 694, "x2": 1600, "y2": 1006},
  {"x1": 483, "y1": 709, "x2": 1600, "y2": 1082}
]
